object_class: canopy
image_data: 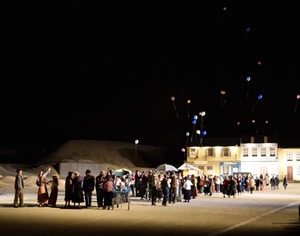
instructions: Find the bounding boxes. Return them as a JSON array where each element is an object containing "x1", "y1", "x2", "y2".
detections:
[
  {"x1": 177, "y1": 163, "x2": 200, "y2": 171},
  {"x1": 155, "y1": 163, "x2": 178, "y2": 173}
]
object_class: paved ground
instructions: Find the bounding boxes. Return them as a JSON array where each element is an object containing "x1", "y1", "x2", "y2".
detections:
[{"x1": 1, "y1": 183, "x2": 299, "y2": 236}]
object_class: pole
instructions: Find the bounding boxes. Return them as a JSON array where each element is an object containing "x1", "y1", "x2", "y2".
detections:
[{"x1": 135, "y1": 140, "x2": 139, "y2": 159}]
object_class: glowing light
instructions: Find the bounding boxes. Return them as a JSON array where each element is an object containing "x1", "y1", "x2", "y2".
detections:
[
  {"x1": 196, "y1": 130, "x2": 201, "y2": 135},
  {"x1": 193, "y1": 115, "x2": 198, "y2": 120},
  {"x1": 185, "y1": 132, "x2": 190, "y2": 137},
  {"x1": 187, "y1": 99, "x2": 191, "y2": 104},
  {"x1": 192, "y1": 119, "x2": 196, "y2": 125},
  {"x1": 181, "y1": 148, "x2": 185, "y2": 153},
  {"x1": 202, "y1": 130, "x2": 207, "y2": 136},
  {"x1": 246, "y1": 76, "x2": 251, "y2": 82},
  {"x1": 199, "y1": 111, "x2": 206, "y2": 117},
  {"x1": 293, "y1": 94, "x2": 300, "y2": 114},
  {"x1": 170, "y1": 95, "x2": 179, "y2": 118},
  {"x1": 251, "y1": 94, "x2": 263, "y2": 113}
]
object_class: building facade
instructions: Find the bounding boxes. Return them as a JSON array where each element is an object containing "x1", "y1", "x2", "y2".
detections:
[{"x1": 186, "y1": 136, "x2": 300, "y2": 181}]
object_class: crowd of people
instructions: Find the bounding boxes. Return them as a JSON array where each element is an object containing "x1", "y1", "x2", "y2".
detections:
[{"x1": 13, "y1": 167, "x2": 289, "y2": 209}]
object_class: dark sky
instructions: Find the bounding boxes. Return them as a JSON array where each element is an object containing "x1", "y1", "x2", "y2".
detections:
[{"x1": 1, "y1": 1, "x2": 299, "y2": 161}]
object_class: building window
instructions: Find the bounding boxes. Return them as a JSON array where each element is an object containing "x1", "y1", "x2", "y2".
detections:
[
  {"x1": 261, "y1": 147, "x2": 266, "y2": 157},
  {"x1": 252, "y1": 147, "x2": 257, "y2": 157},
  {"x1": 296, "y1": 152, "x2": 300, "y2": 161},
  {"x1": 222, "y1": 165, "x2": 229, "y2": 175},
  {"x1": 207, "y1": 166, "x2": 213, "y2": 175},
  {"x1": 198, "y1": 166, "x2": 204, "y2": 174},
  {"x1": 270, "y1": 147, "x2": 276, "y2": 156},
  {"x1": 205, "y1": 148, "x2": 215, "y2": 157},
  {"x1": 221, "y1": 148, "x2": 231, "y2": 157},
  {"x1": 286, "y1": 152, "x2": 293, "y2": 161},
  {"x1": 243, "y1": 147, "x2": 248, "y2": 157},
  {"x1": 189, "y1": 148, "x2": 198, "y2": 158}
]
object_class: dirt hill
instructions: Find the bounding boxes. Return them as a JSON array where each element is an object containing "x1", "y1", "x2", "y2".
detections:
[{"x1": 42, "y1": 140, "x2": 171, "y2": 169}]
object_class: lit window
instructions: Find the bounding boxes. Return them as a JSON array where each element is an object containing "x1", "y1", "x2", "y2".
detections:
[
  {"x1": 252, "y1": 147, "x2": 257, "y2": 157},
  {"x1": 189, "y1": 148, "x2": 198, "y2": 158},
  {"x1": 207, "y1": 166, "x2": 213, "y2": 175},
  {"x1": 296, "y1": 152, "x2": 300, "y2": 161},
  {"x1": 261, "y1": 147, "x2": 266, "y2": 157},
  {"x1": 206, "y1": 148, "x2": 215, "y2": 157},
  {"x1": 270, "y1": 147, "x2": 276, "y2": 156},
  {"x1": 286, "y1": 152, "x2": 293, "y2": 161},
  {"x1": 223, "y1": 165, "x2": 229, "y2": 175},
  {"x1": 221, "y1": 148, "x2": 231, "y2": 157},
  {"x1": 243, "y1": 147, "x2": 248, "y2": 157}
]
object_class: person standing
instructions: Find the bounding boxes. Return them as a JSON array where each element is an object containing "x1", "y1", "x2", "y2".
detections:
[
  {"x1": 150, "y1": 172, "x2": 158, "y2": 206},
  {"x1": 48, "y1": 174, "x2": 59, "y2": 207},
  {"x1": 64, "y1": 171, "x2": 73, "y2": 208},
  {"x1": 129, "y1": 172, "x2": 135, "y2": 197},
  {"x1": 14, "y1": 168, "x2": 24, "y2": 208},
  {"x1": 169, "y1": 172, "x2": 178, "y2": 203},
  {"x1": 72, "y1": 171, "x2": 84, "y2": 208},
  {"x1": 103, "y1": 174, "x2": 114, "y2": 210},
  {"x1": 283, "y1": 175, "x2": 288, "y2": 190},
  {"x1": 183, "y1": 176, "x2": 192, "y2": 202},
  {"x1": 161, "y1": 174, "x2": 169, "y2": 206},
  {"x1": 249, "y1": 176, "x2": 255, "y2": 194},
  {"x1": 37, "y1": 167, "x2": 51, "y2": 207},
  {"x1": 83, "y1": 169, "x2": 95, "y2": 208},
  {"x1": 95, "y1": 170, "x2": 106, "y2": 208}
]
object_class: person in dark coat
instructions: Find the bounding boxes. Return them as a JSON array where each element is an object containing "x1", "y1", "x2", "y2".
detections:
[
  {"x1": 14, "y1": 168, "x2": 24, "y2": 208},
  {"x1": 83, "y1": 169, "x2": 95, "y2": 208},
  {"x1": 72, "y1": 171, "x2": 84, "y2": 208},
  {"x1": 48, "y1": 174, "x2": 59, "y2": 207},
  {"x1": 64, "y1": 171, "x2": 73, "y2": 208},
  {"x1": 95, "y1": 170, "x2": 106, "y2": 208},
  {"x1": 161, "y1": 174, "x2": 169, "y2": 206}
]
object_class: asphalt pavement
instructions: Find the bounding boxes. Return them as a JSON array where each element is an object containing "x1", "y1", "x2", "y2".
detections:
[{"x1": 1, "y1": 183, "x2": 299, "y2": 236}]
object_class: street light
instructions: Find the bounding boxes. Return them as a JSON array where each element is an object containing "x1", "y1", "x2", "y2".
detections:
[{"x1": 135, "y1": 139, "x2": 139, "y2": 159}]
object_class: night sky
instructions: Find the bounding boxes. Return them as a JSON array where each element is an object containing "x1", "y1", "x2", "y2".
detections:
[{"x1": 1, "y1": 1, "x2": 299, "y2": 161}]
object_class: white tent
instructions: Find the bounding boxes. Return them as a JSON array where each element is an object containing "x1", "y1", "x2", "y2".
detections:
[
  {"x1": 177, "y1": 163, "x2": 200, "y2": 171},
  {"x1": 155, "y1": 163, "x2": 178, "y2": 173},
  {"x1": 177, "y1": 163, "x2": 201, "y2": 176}
]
